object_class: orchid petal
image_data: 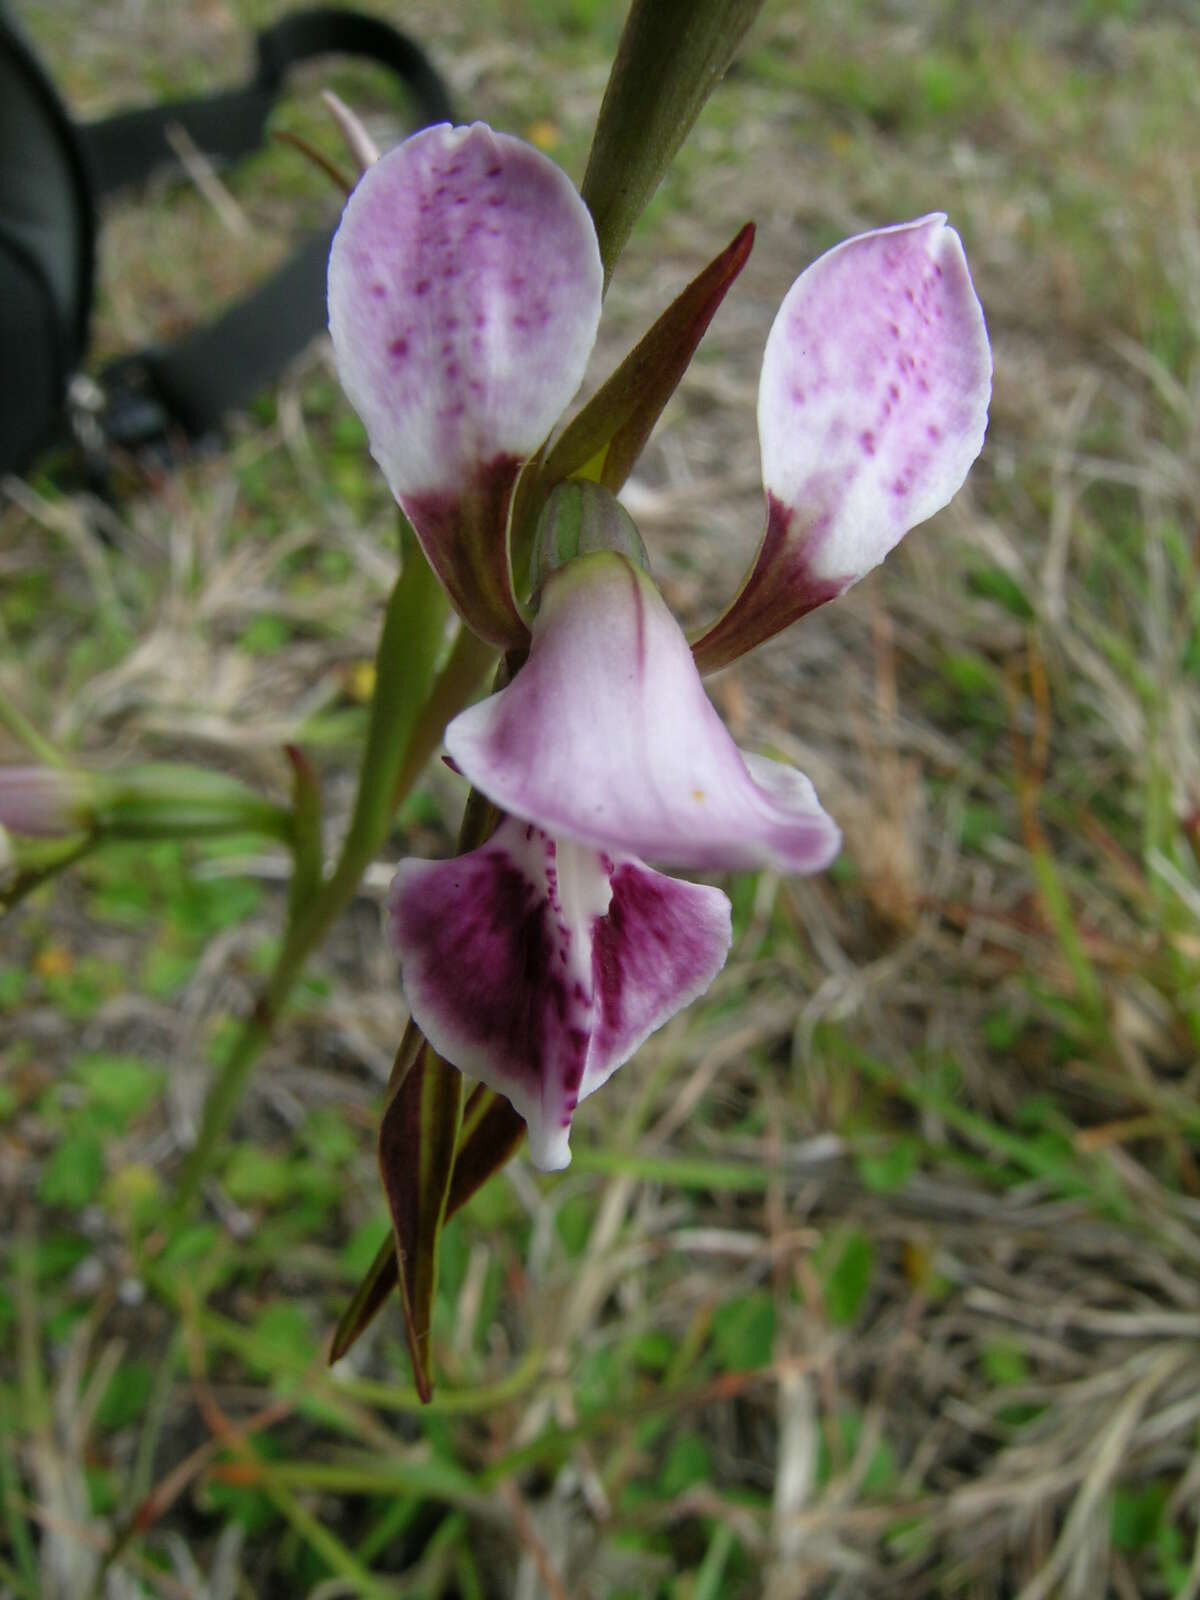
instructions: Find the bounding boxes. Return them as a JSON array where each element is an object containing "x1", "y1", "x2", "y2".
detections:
[
  {"x1": 389, "y1": 817, "x2": 730, "y2": 1169},
  {"x1": 390, "y1": 818, "x2": 608, "y2": 1170},
  {"x1": 692, "y1": 215, "x2": 991, "y2": 672},
  {"x1": 328, "y1": 123, "x2": 603, "y2": 646},
  {"x1": 446, "y1": 553, "x2": 840, "y2": 875},
  {"x1": 586, "y1": 855, "x2": 731, "y2": 1099}
]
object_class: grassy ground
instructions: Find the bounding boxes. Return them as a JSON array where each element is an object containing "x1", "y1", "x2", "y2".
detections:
[{"x1": 4, "y1": 0, "x2": 1200, "y2": 1595}]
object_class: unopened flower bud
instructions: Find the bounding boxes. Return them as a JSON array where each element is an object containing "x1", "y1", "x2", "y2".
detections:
[
  {"x1": 530, "y1": 479, "x2": 650, "y2": 599},
  {"x1": 92, "y1": 764, "x2": 292, "y2": 842},
  {"x1": 0, "y1": 766, "x2": 92, "y2": 837}
]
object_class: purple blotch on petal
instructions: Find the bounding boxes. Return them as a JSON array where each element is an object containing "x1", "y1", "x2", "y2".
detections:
[
  {"x1": 589, "y1": 862, "x2": 731, "y2": 1077},
  {"x1": 389, "y1": 817, "x2": 733, "y2": 1169},
  {"x1": 389, "y1": 819, "x2": 606, "y2": 1169}
]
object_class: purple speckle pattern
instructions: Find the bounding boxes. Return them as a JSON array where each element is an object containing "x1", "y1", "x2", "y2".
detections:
[
  {"x1": 327, "y1": 123, "x2": 602, "y2": 502},
  {"x1": 389, "y1": 818, "x2": 730, "y2": 1169},
  {"x1": 703, "y1": 215, "x2": 991, "y2": 669}
]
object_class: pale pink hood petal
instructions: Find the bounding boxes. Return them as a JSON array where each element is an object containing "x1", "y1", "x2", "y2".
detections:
[
  {"x1": 445, "y1": 552, "x2": 841, "y2": 875},
  {"x1": 389, "y1": 818, "x2": 730, "y2": 1169},
  {"x1": 693, "y1": 215, "x2": 991, "y2": 672},
  {"x1": 328, "y1": 123, "x2": 603, "y2": 646}
]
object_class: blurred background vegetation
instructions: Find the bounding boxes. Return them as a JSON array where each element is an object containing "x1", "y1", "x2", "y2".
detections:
[{"x1": 4, "y1": 1, "x2": 1200, "y2": 1596}]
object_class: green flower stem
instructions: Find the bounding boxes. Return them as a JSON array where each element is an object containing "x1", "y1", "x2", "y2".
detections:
[
  {"x1": 392, "y1": 622, "x2": 497, "y2": 805},
  {"x1": 283, "y1": 745, "x2": 323, "y2": 922},
  {"x1": 94, "y1": 765, "x2": 295, "y2": 842},
  {"x1": 581, "y1": 0, "x2": 765, "y2": 286},
  {"x1": 0, "y1": 684, "x2": 62, "y2": 766},
  {"x1": 169, "y1": 535, "x2": 451, "y2": 1219},
  {"x1": 1, "y1": 835, "x2": 96, "y2": 916}
]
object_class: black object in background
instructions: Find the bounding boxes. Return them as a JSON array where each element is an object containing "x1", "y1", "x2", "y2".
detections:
[{"x1": 0, "y1": 4, "x2": 453, "y2": 482}]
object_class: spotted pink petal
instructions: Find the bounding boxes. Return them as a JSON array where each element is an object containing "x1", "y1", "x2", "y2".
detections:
[
  {"x1": 692, "y1": 215, "x2": 991, "y2": 673},
  {"x1": 328, "y1": 123, "x2": 603, "y2": 647},
  {"x1": 446, "y1": 552, "x2": 841, "y2": 875},
  {"x1": 389, "y1": 817, "x2": 730, "y2": 1169}
]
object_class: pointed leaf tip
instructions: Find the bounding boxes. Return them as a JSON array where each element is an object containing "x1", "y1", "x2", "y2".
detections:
[
  {"x1": 544, "y1": 221, "x2": 756, "y2": 493},
  {"x1": 329, "y1": 1086, "x2": 525, "y2": 1365},
  {"x1": 377, "y1": 1035, "x2": 464, "y2": 1399}
]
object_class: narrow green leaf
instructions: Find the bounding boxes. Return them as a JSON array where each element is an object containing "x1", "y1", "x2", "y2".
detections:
[
  {"x1": 694, "y1": 1522, "x2": 739, "y2": 1600},
  {"x1": 544, "y1": 223, "x2": 754, "y2": 493},
  {"x1": 1030, "y1": 843, "x2": 1104, "y2": 1022},
  {"x1": 581, "y1": 0, "x2": 765, "y2": 284},
  {"x1": 342, "y1": 778, "x2": 510, "y2": 1380},
  {"x1": 377, "y1": 1038, "x2": 464, "y2": 1402},
  {"x1": 0, "y1": 685, "x2": 63, "y2": 768},
  {"x1": 0, "y1": 1395, "x2": 38, "y2": 1596},
  {"x1": 248, "y1": 1463, "x2": 392, "y2": 1598},
  {"x1": 283, "y1": 744, "x2": 322, "y2": 921},
  {"x1": 337, "y1": 522, "x2": 450, "y2": 865},
  {"x1": 245, "y1": 1455, "x2": 483, "y2": 1510}
]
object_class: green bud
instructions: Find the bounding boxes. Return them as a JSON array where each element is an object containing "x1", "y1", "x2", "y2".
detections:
[
  {"x1": 93, "y1": 764, "x2": 293, "y2": 843},
  {"x1": 530, "y1": 480, "x2": 651, "y2": 597}
]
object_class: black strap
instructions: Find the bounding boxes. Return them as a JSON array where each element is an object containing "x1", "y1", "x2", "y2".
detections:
[
  {"x1": 83, "y1": 7, "x2": 453, "y2": 198},
  {"x1": 74, "y1": 8, "x2": 453, "y2": 462},
  {"x1": 126, "y1": 233, "x2": 334, "y2": 443}
]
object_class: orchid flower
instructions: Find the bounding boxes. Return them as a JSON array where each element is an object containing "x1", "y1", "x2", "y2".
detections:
[
  {"x1": 389, "y1": 545, "x2": 841, "y2": 1168},
  {"x1": 327, "y1": 123, "x2": 992, "y2": 1169}
]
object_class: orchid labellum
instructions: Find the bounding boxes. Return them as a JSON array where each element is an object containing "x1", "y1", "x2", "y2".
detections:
[{"x1": 328, "y1": 122, "x2": 992, "y2": 1169}]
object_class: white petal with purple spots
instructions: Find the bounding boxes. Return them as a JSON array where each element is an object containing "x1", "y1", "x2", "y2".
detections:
[
  {"x1": 328, "y1": 122, "x2": 602, "y2": 500},
  {"x1": 693, "y1": 215, "x2": 991, "y2": 672},
  {"x1": 327, "y1": 122, "x2": 604, "y2": 646}
]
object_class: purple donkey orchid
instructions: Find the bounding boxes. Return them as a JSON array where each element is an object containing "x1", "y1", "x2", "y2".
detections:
[
  {"x1": 327, "y1": 122, "x2": 992, "y2": 1169},
  {"x1": 389, "y1": 549, "x2": 840, "y2": 1168}
]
